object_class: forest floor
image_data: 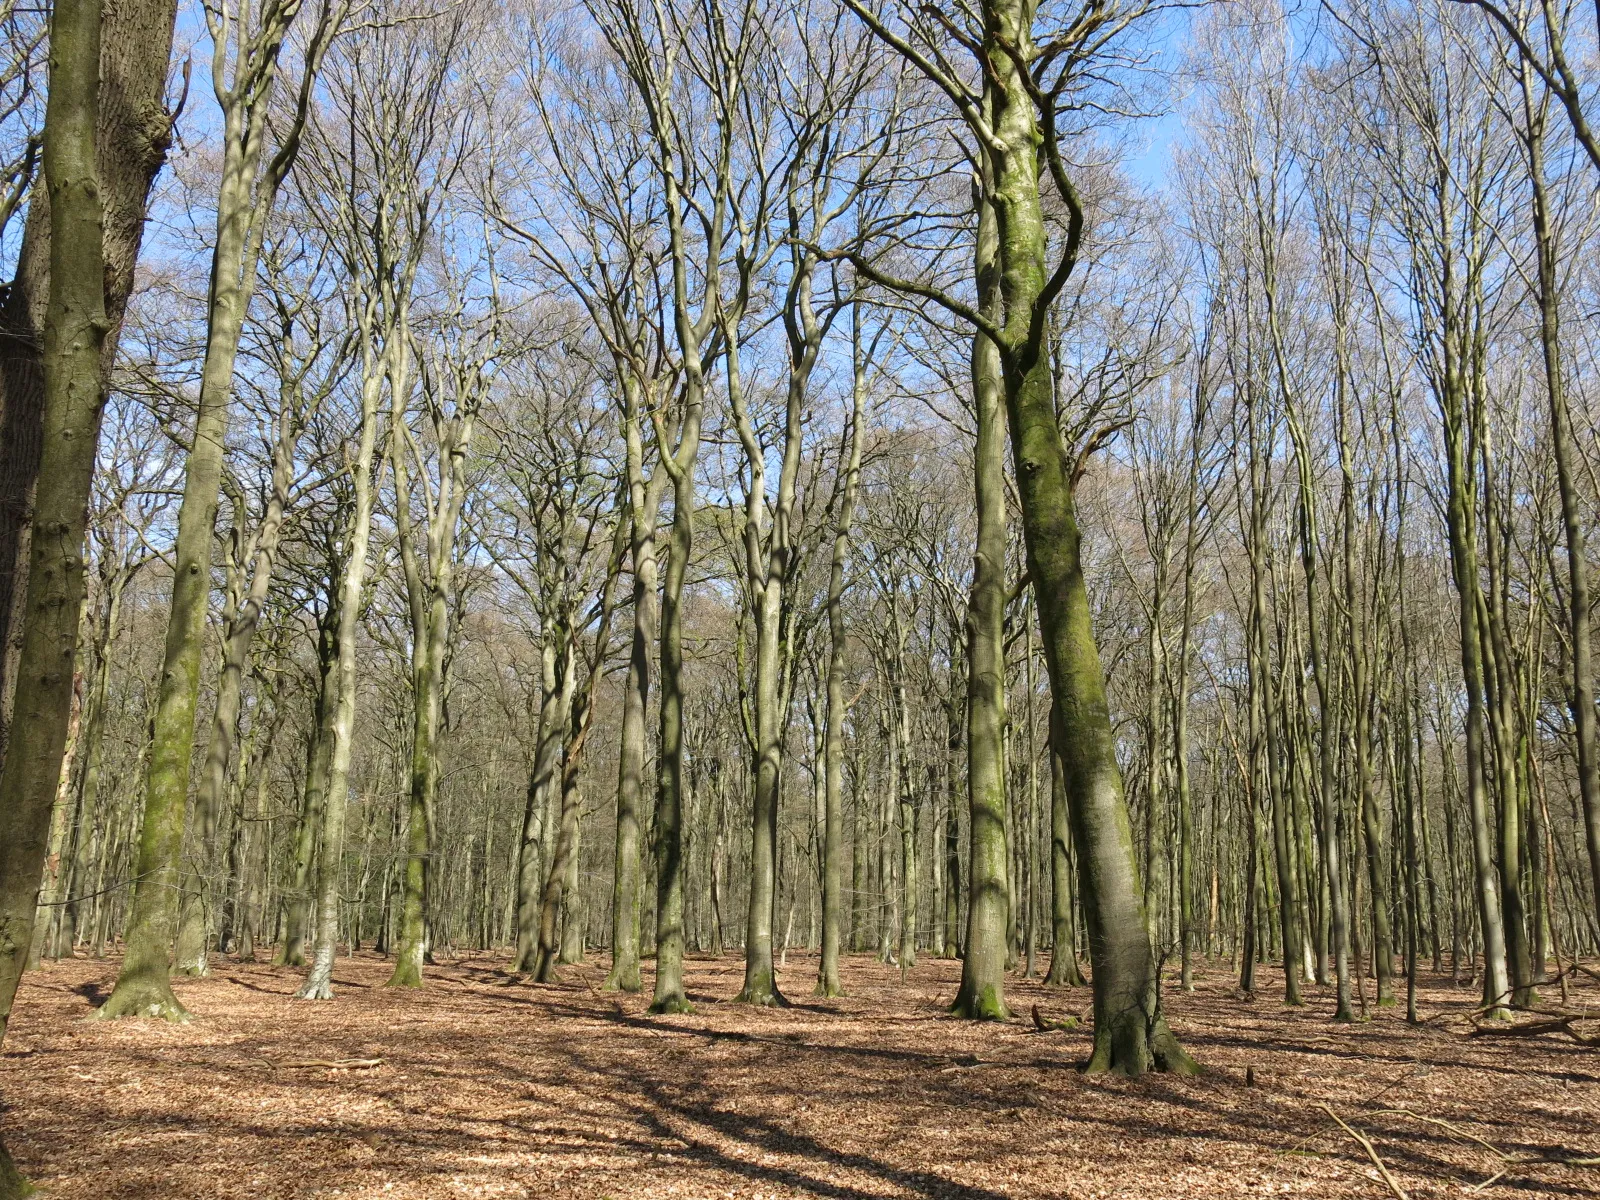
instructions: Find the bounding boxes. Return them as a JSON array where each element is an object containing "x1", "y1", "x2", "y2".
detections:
[{"x1": 3, "y1": 950, "x2": 1598, "y2": 1199}]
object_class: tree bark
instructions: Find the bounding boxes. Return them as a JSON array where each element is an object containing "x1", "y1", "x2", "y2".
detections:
[
  {"x1": 951, "y1": 160, "x2": 1011, "y2": 1022},
  {"x1": 0, "y1": 0, "x2": 178, "y2": 773},
  {"x1": 817, "y1": 304, "x2": 869, "y2": 997},
  {"x1": 0, "y1": 23, "x2": 113, "y2": 1190}
]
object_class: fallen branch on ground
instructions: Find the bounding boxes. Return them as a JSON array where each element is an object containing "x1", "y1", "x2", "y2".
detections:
[
  {"x1": 265, "y1": 1057, "x2": 385, "y2": 1070},
  {"x1": 1031, "y1": 1005, "x2": 1080, "y2": 1032},
  {"x1": 1467, "y1": 1013, "x2": 1600, "y2": 1047},
  {"x1": 1318, "y1": 1103, "x2": 1409, "y2": 1200}
]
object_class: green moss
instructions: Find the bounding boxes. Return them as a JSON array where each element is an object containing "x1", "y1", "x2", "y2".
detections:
[
  {"x1": 0, "y1": 1139, "x2": 35, "y2": 1200},
  {"x1": 950, "y1": 983, "x2": 1010, "y2": 1021},
  {"x1": 92, "y1": 977, "x2": 191, "y2": 1023}
]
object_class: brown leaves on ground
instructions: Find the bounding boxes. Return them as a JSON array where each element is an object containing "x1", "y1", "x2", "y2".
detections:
[{"x1": 3, "y1": 952, "x2": 1597, "y2": 1199}]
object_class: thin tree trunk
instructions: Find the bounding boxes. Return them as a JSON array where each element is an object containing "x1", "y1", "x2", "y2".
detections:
[
  {"x1": 817, "y1": 304, "x2": 868, "y2": 996},
  {"x1": 952, "y1": 160, "x2": 1011, "y2": 1021}
]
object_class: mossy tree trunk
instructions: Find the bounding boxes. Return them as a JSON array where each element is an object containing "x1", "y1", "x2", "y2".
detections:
[
  {"x1": 0, "y1": 0, "x2": 109, "y2": 1048},
  {"x1": 0, "y1": 0, "x2": 178, "y2": 774},
  {"x1": 847, "y1": 0, "x2": 1196, "y2": 1071},
  {"x1": 99, "y1": 0, "x2": 337, "y2": 1017}
]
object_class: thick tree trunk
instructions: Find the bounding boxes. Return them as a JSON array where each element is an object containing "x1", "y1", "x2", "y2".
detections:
[
  {"x1": 973, "y1": 1, "x2": 1192, "y2": 1068},
  {"x1": 0, "y1": 19, "x2": 112, "y2": 1192},
  {"x1": 0, "y1": 0, "x2": 178, "y2": 773}
]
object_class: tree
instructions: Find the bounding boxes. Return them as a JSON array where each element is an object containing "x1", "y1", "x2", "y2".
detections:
[
  {"x1": 96, "y1": 0, "x2": 346, "y2": 1019},
  {"x1": 0, "y1": 0, "x2": 111, "y2": 1183},
  {"x1": 845, "y1": 0, "x2": 1195, "y2": 1073}
]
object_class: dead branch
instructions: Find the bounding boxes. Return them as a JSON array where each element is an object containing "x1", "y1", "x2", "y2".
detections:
[
  {"x1": 1467, "y1": 1013, "x2": 1600, "y2": 1047},
  {"x1": 265, "y1": 1057, "x2": 385, "y2": 1070},
  {"x1": 1031, "y1": 1004, "x2": 1081, "y2": 1032},
  {"x1": 1318, "y1": 1103, "x2": 1409, "y2": 1200}
]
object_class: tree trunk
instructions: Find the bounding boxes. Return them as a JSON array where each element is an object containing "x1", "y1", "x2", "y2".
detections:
[
  {"x1": 817, "y1": 304, "x2": 868, "y2": 997},
  {"x1": 276, "y1": 604, "x2": 338, "y2": 967},
  {"x1": 295, "y1": 347, "x2": 386, "y2": 1001},
  {"x1": 1522, "y1": 73, "x2": 1600, "y2": 958},
  {"x1": 952, "y1": 162, "x2": 1011, "y2": 1022},
  {"x1": 0, "y1": 0, "x2": 178, "y2": 773},
  {"x1": 0, "y1": 0, "x2": 112, "y2": 1084},
  {"x1": 605, "y1": 381, "x2": 663, "y2": 993}
]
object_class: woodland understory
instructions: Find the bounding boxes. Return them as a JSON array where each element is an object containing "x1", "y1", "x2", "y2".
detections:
[
  {"x1": 3, "y1": 0, "x2": 1600, "y2": 1195},
  {"x1": 4, "y1": 953, "x2": 1599, "y2": 1199}
]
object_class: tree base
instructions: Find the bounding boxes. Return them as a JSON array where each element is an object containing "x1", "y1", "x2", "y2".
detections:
[
  {"x1": 173, "y1": 956, "x2": 210, "y2": 979},
  {"x1": 92, "y1": 978, "x2": 191, "y2": 1023},
  {"x1": 1084, "y1": 1014, "x2": 1199, "y2": 1077},
  {"x1": 950, "y1": 983, "x2": 1010, "y2": 1021},
  {"x1": 294, "y1": 975, "x2": 334, "y2": 1001},
  {"x1": 1044, "y1": 958, "x2": 1086, "y2": 988},
  {"x1": 648, "y1": 995, "x2": 693, "y2": 1015},
  {"x1": 0, "y1": 1136, "x2": 34, "y2": 1200},
  {"x1": 385, "y1": 961, "x2": 424, "y2": 989},
  {"x1": 814, "y1": 978, "x2": 843, "y2": 999},
  {"x1": 735, "y1": 984, "x2": 789, "y2": 1007},
  {"x1": 603, "y1": 961, "x2": 642, "y2": 993}
]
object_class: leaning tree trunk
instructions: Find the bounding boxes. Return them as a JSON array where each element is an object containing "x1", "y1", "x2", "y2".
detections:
[
  {"x1": 981, "y1": 0, "x2": 1193, "y2": 1073},
  {"x1": 97, "y1": 8, "x2": 312, "y2": 1015}
]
